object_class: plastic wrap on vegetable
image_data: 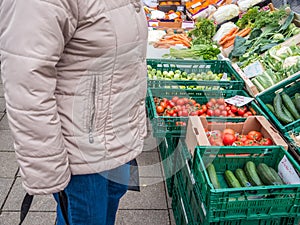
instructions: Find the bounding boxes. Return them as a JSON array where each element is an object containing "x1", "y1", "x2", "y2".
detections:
[
  {"x1": 213, "y1": 4, "x2": 239, "y2": 24},
  {"x1": 238, "y1": 0, "x2": 265, "y2": 12}
]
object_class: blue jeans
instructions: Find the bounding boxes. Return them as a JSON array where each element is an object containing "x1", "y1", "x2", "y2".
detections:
[{"x1": 53, "y1": 162, "x2": 131, "y2": 225}]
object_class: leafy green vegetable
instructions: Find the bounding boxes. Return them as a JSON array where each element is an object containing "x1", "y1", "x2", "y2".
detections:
[
  {"x1": 236, "y1": 7, "x2": 287, "y2": 29},
  {"x1": 163, "y1": 44, "x2": 220, "y2": 60},
  {"x1": 188, "y1": 18, "x2": 216, "y2": 45},
  {"x1": 229, "y1": 36, "x2": 248, "y2": 58},
  {"x1": 278, "y1": 11, "x2": 294, "y2": 33}
]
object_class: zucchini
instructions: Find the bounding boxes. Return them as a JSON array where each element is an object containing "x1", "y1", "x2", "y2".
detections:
[
  {"x1": 282, "y1": 104, "x2": 295, "y2": 121},
  {"x1": 266, "y1": 103, "x2": 276, "y2": 115},
  {"x1": 244, "y1": 161, "x2": 263, "y2": 186},
  {"x1": 269, "y1": 167, "x2": 284, "y2": 185},
  {"x1": 207, "y1": 164, "x2": 221, "y2": 189},
  {"x1": 273, "y1": 93, "x2": 293, "y2": 124},
  {"x1": 235, "y1": 168, "x2": 252, "y2": 187},
  {"x1": 257, "y1": 163, "x2": 278, "y2": 185},
  {"x1": 225, "y1": 170, "x2": 242, "y2": 188},
  {"x1": 282, "y1": 92, "x2": 300, "y2": 120}
]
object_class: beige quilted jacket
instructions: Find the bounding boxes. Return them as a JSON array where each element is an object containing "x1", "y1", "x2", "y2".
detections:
[{"x1": 0, "y1": 0, "x2": 148, "y2": 195}]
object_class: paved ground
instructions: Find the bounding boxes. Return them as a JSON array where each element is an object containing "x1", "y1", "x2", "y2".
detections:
[{"x1": 0, "y1": 76, "x2": 175, "y2": 224}]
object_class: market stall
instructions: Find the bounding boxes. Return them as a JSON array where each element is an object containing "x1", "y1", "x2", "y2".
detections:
[{"x1": 144, "y1": 0, "x2": 300, "y2": 224}]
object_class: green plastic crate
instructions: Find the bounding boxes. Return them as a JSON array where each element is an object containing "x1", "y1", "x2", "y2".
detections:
[
  {"x1": 147, "y1": 59, "x2": 244, "y2": 90},
  {"x1": 173, "y1": 160, "x2": 299, "y2": 225},
  {"x1": 146, "y1": 88, "x2": 268, "y2": 137},
  {"x1": 256, "y1": 74, "x2": 300, "y2": 134},
  {"x1": 157, "y1": 136, "x2": 191, "y2": 197},
  {"x1": 285, "y1": 126, "x2": 300, "y2": 156},
  {"x1": 189, "y1": 146, "x2": 300, "y2": 223},
  {"x1": 172, "y1": 168, "x2": 196, "y2": 225}
]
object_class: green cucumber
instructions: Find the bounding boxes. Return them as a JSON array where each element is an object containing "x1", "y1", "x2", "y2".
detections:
[
  {"x1": 282, "y1": 92, "x2": 300, "y2": 120},
  {"x1": 269, "y1": 167, "x2": 284, "y2": 185},
  {"x1": 282, "y1": 104, "x2": 295, "y2": 121},
  {"x1": 244, "y1": 161, "x2": 263, "y2": 186},
  {"x1": 266, "y1": 103, "x2": 276, "y2": 115},
  {"x1": 294, "y1": 93, "x2": 300, "y2": 113},
  {"x1": 207, "y1": 164, "x2": 221, "y2": 189},
  {"x1": 273, "y1": 93, "x2": 293, "y2": 124},
  {"x1": 257, "y1": 163, "x2": 278, "y2": 185},
  {"x1": 224, "y1": 170, "x2": 242, "y2": 188},
  {"x1": 235, "y1": 168, "x2": 252, "y2": 187}
]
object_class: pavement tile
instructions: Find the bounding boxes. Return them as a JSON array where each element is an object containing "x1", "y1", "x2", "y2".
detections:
[
  {"x1": 0, "y1": 178, "x2": 14, "y2": 208},
  {"x1": 0, "y1": 84, "x2": 4, "y2": 97},
  {"x1": 136, "y1": 151, "x2": 163, "y2": 177},
  {"x1": 116, "y1": 209, "x2": 170, "y2": 225},
  {"x1": 119, "y1": 180, "x2": 167, "y2": 210},
  {"x1": 0, "y1": 212, "x2": 56, "y2": 225},
  {"x1": 0, "y1": 114, "x2": 9, "y2": 130},
  {"x1": 0, "y1": 98, "x2": 5, "y2": 113},
  {"x1": 143, "y1": 134, "x2": 159, "y2": 152},
  {"x1": 0, "y1": 130, "x2": 14, "y2": 151},
  {"x1": 3, "y1": 178, "x2": 56, "y2": 211},
  {"x1": 0, "y1": 152, "x2": 18, "y2": 178},
  {"x1": 169, "y1": 209, "x2": 176, "y2": 225}
]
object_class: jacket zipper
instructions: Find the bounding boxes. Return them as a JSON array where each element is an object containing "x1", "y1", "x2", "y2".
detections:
[{"x1": 88, "y1": 77, "x2": 96, "y2": 144}]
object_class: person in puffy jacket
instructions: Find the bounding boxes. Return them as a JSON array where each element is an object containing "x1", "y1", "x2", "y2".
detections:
[{"x1": 0, "y1": 0, "x2": 148, "y2": 224}]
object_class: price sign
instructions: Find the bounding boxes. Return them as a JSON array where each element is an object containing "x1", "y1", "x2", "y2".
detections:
[
  {"x1": 243, "y1": 61, "x2": 265, "y2": 78},
  {"x1": 168, "y1": 13, "x2": 179, "y2": 20},
  {"x1": 225, "y1": 95, "x2": 254, "y2": 107},
  {"x1": 278, "y1": 155, "x2": 300, "y2": 184}
]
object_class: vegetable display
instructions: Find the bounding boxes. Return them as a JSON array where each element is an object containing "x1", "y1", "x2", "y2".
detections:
[
  {"x1": 163, "y1": 18, "x2": 221, "y2": 60},
  {"x1": 153, "y1": 96, "x2": 256, "y2": 118},
  {"x1": 271, "y1": 92, "x2": 300, "y2": 125},
  {"x1": 207, "y1": 161, "x2": 285, "y2": 189},
  {"x1": 147, "y1": 65, "x2": 231, "y2": 81},
  {"x1": 248, "y1": 45, "x2": 300, "y2": 91},
  {"x1": 206, "y1": 129, "x2": 273, "y2": 146}
]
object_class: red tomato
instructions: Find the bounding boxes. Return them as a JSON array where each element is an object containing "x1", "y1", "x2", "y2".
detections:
[
  {"x1": 223, "y1": 133, "x2": 236, "y2": 146},
  {"x1": 223, "y1": 128, "x2": 235, "y2": 136},
  {"x1": 237, "y1": 106, "x2": 247, "y2": 116},
  {"x1": 244, "y1": 139, "x2": 255, "y2": 146},
  {"x1": 230, "y1": 105, "x2": 238, "y2": 113},
  {"x1": 207, "y1": 109, "x2": 214, "y2": 116},
  {"x1": 189, "y1": 99, "x2": 197, "y2": 105},
  {"x1": 247, "y1": 131, "x2": 262, "y2": 141},
  {"x1": 160, "y1": 101, "x2": 168, "y2": 109},
  {"x1": 210, "y1": 98, "x2": 217, "y2": 104},
  {"x1": 214, "y1": 109, "x2": 221, "y2": 116},
  {"x1": 201, "y1": 105, "x2": 207, "y2": 112},
  {"x1": 236, "y1": 134, "x2": 248, "y2": 143},
  {"x1": 166, "y1": 109, "x2": 175, "y2": 116},
  {"x1": 260, "y1": 138, "x2": 273, "y2": 146},
  {"x1": 172, "y1": 96, "x2": 179, "y2": 104},
  {"x1": 182, "y1": 97, "x2": 189, "y2": 104},
  {"x1": 234, "y1": 141, "x2": 244, "y2": 146},
  {"x1": 167, "y1": 100, "x2": 176, "y2": 108},
  {"x1": 221, "y1": 110, "x2": 228, "y2": 117},
  {"x1": 218, "y1": 105, "x2": 226, "y2": 111},
  {"x1": 181, "y1": 110, "x2": 189, "y2": 117},
  {"x1": 176, "y1": 99, "x2": 185, "y2": 106},
  {"x1": 217, "y1": 98, "x2": 225, "y2": 105},
  {"x1": 206, "y1": 102, "x2": 214, "y2": 109},
  {"x1": 194, "y1": 103, "x2": 201, "y2": 109},
  {"x1": 156, "y1": 106, "x2": 164, "y2": 114},
  {"x1": 177, "y1": 110, "x2": 183, "y2": 117}
]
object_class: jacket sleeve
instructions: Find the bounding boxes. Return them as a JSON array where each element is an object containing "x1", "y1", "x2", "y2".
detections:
[{"x1": 0, "y1": 0, "x2": 77, "y2": 195}]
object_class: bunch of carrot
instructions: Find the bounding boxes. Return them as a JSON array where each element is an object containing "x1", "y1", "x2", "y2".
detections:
[
  {"x1": 153, "y1": 33, "x2": 192, "y2": 49},
  {"x1": 219, "y1": 27, "x2": 251, "y2": 49}
]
